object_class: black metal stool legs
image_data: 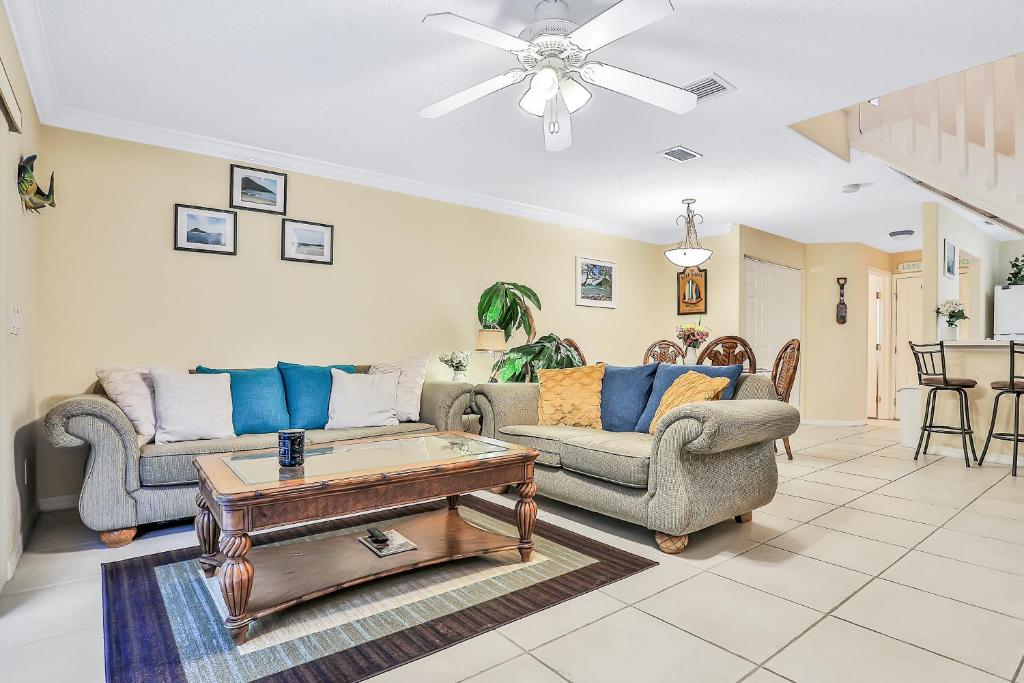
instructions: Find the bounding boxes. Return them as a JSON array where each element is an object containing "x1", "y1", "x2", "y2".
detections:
[
  {"x1": 978, "y1": 390, "x2": 1023, "y2": 477},
  {"x1": 957, "y1": 389, "x2": 978, "y2": 464},
  {"x1": 915, "y1": 388, "x2": 937, "y2": 460}
]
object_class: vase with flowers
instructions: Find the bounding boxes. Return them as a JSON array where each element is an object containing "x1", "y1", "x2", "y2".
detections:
[
  {"x1": 676, "y1": 321, "x2": 710, "y2": 364},
  {"x1": 439, "y1": 350, "x2": 470, "y2": 382},
  {"x1": 936, "y1": 299, "x2": 967, "y2": 341}
]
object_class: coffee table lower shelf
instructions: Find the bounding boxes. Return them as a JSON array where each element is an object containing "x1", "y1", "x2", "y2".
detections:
[{"x1": 204, "y1": 506, "x2": 529, "y2": 643}]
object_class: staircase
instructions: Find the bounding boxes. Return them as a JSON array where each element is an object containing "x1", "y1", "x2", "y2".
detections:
[{"x1": 843, "y1": 54, "x2": 1024, "y2": 232}]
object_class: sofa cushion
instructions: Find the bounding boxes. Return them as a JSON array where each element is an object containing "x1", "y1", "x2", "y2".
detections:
[
  {"x1": 600, "y1": 363, "x2": 657, "y2": 432},
  {"x1": 138, "y1": 423, "x2": 435, "y2": 486},
  {"x1": 647, "y1": 371, "x2": 729, "y2": 434},
  {"x1": 635, "y1": 363, "x2": 744, "y2": 432},
  {"x1": 558, "y1": 431, "x2": 653, "y2": 488},
  {"x1": 278, "y1": 361, "x2": 357, "y2": 429},
  {"x1": 498, "y1": 424, "x2": 653, "y2": 488},
  {"x1": 498, "y1": 424, "x2": 606, "y2": 468},
  {"x1": 195, "y1": 366, "x2": 290, "y2": 435}
]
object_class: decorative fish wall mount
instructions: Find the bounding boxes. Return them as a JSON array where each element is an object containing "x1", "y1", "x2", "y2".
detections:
[{"x1": 17, "y1": 154, "x2": 55, "y2": 213}]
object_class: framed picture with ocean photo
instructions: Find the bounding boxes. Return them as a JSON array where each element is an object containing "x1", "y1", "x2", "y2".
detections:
[
  {"x1": 281, "y1": 219, "x2": 334, "y2": 265},
  {"x1": 173, "y1": 204, "x2": 237, "y2": 255},
  {"x1": 230, "y1": 164, "x2": 287, "y2": 215},
  {"x1": 576, "y1": 255, "x2": 616, "y2": 308}
]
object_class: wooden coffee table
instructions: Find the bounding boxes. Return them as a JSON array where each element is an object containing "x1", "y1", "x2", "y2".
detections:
[{"x1": 192, "y1": 431, "x2": 538, "y2": 644}]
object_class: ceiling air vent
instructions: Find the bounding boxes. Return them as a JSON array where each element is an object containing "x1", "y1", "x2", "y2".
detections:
[
  {"x1": 683, "y1": 72, "x2": 736, "y2": 102},
  {"x1": 661, "y1": 145, "x2": 702, "y2": 164}
]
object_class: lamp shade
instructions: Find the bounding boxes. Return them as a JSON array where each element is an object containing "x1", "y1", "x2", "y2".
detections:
[
  {"x1": 664, "y1": 247, "x2": 712, "y2": 267},
  {"x1": 475, "y1": 328, "x2": 506, "y2": 352}
]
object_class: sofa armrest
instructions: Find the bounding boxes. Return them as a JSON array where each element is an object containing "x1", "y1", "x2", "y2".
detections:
[
  {"x1": 473, "y1": 383, "x2": 540, "y2": 438},
  {"x1": 419, "y1": 381, "x2": 473, "y2": 431},
  {"x1": 733, "y1": 373, "x2": 780, "y2": 401},
  {"x1": 652, "y1": 399, "x2": 799, "y2": 455},
  {"x1": 43, "y1": 394, "x2": 142, "y2": 532}
]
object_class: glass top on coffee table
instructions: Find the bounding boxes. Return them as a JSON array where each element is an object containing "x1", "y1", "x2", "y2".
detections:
[{"x1": 224, "y1": 433, "x2": 512, "y2": 486}]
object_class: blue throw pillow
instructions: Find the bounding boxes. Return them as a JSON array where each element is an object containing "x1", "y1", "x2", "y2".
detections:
[
  {"x1": 634, "y1": 364, "x2": 744, "y2": 432},
  {"x1": 277, "y1": 361, "x2": 357, "y2": 430},
  {"x1": 600, "y1": 364, "x2": 658, "y2": 432},
  {"x1": 194, "y1": 366, "x2": 291, "y2": 435}
]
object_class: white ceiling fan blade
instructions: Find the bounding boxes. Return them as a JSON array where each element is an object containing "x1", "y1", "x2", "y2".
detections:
[
  {"x1": 559, "y1": 76, "x2": 592, "y2": 113},
  {"x1": 420, "y1": 70, "x2": 527, "y2": 119},
  {"x1": 543, "y1": 94, "x2": 572, "y2": 152},
  {"x1": 566, "y1": 0, "x2": 675, "y2": 52},
  {"x1": 423, "y1": 13, "x2": 531, "y2": 52},
  {"x1": 579, "y1": 62, "x2": 696, "y2": 114}
]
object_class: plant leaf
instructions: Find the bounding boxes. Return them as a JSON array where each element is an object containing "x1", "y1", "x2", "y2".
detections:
[{"x1": 510, "y1": 283, "x2": 542, "y2": 310}]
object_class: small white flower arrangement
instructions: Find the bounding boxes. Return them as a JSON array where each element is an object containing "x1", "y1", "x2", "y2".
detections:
[
  {"x1": 439, "y1": 351, "x2": 469, "y2": 372},
  {"x1": 936, "y1": 299, "x2": 968, "y2": 328}
]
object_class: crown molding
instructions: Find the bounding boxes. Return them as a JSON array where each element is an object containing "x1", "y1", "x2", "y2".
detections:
[{"x1": 3, "y1": 1, "x2": 666, "y2": 245}]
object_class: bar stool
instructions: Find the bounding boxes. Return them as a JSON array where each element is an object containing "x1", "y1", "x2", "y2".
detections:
[
  {"x1": 909, "y1": 341, "x2": 978, "y2": 467},
  {"x1": 979, "y1": 340, "x2": 1024, "y2": 477}
]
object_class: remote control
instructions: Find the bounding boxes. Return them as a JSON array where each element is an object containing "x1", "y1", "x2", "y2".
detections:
[{"x1": 367, "y1": 527, "x2": 389, "y2": 546}]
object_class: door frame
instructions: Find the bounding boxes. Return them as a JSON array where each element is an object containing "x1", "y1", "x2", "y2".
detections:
[
  {"x1": 742, "y1": 256, "x2": 804, "y2": 406},
  {"x1": 867, "y1": 268, "x2": 894, "y2": 419},
  {"x1": 891, "y1": 272, "x2": 922, "y2": 420}
]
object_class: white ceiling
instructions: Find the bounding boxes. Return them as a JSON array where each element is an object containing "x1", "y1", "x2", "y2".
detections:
[{"x1": 7, "y1": 0, "x2": 1024, "y2": 250}]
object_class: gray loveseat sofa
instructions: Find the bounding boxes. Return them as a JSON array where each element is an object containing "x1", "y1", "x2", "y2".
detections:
[
  {"x1": 474, "y1": 373, "x2": 799, "y2": 553},
  {"x1": 44, "y1": 381, "x2": 473, "y2": 547}
]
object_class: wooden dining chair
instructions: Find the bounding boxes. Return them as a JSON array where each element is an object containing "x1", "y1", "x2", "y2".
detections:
[
  {"x1": 643, "y1": 340, "x2": 685, "y2": 365},
  {"x1": 697, "y1": 335, "x2": 757, "y2": 374},
  {"x1": 771, "y1": 339, "x2": 801, "y2": 459},
  {"x1": 563, "y1": 338, "x2": 587, "y2": 365}
]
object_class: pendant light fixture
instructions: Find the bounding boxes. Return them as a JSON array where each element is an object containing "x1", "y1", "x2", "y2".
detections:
[{"x1": 664, "y1": 198, "x2": 712, "y2": 267}]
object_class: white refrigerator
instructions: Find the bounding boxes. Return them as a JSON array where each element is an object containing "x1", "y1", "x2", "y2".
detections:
[{"x1": 994, "y1": 285, "x2": 1024, "y2": 340}]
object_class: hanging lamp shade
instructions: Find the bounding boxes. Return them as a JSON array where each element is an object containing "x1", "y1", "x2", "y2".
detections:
[{"x1": 665, "y1": 199, "x2": 712, "y2": 267}]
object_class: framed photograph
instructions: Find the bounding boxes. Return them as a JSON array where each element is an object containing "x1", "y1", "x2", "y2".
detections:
[
  {"x1": 281, "y1": 219, "x2": 334, "y2": 265},
  {"x1": 173, "y1": 204, "x2": 236, "y2": 255},
  {"x1": 677, "y1": 267, "x2": 707, "y2": 315},
  {"x1": 576, "y1": 256, "x2": 616, "y2": 308},
  {"x1": 230, "y1": 164, "x2": 287, "y2": 214},
  {"x1": 943, "y1": 239, "x2": 956, "y2": 279}
]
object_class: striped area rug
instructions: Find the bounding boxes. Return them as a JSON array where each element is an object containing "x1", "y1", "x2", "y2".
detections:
[{"x1": 102, "y1": 496, "x2": 656, "y2": 682}]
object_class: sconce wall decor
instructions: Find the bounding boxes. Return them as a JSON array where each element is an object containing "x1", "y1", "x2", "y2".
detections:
[{"x1": 836, "y1": 277, "x2": 848, "y2": 325}]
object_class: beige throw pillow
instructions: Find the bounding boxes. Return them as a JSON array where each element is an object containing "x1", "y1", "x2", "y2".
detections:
[
  {"x1": 95, "y1": 366, "x2": 157, "y2": 443},
  {"x1": 151, "y1": 368, "x2": 236, "y2": 444},
  {"x1": 370, "y1": 353, "x2": 429, "y2": 422},
  {"x1": 326, "y1": 369, "x2": 399, "y2": 429}
]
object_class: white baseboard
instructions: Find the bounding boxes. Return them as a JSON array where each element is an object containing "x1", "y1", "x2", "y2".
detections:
[
  {"x1": 4, "y1": 533, "x2": 23, "y2": 587},
  {"x1": 38, "y1": 494, "x2": 78, "y2": 512},
  {"x1": 801, "y1": 419, "x2": 869, "y2": 427}
]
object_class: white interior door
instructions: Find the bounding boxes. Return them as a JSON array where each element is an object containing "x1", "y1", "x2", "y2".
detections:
[
  {"x1": 745, "y1": 258, "x2": 803, "y2": 408},
  {"x1": 893, "y1": 274, "x2": 923, "y2": 419}
]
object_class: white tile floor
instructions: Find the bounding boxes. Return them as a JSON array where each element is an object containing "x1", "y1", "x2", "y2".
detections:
[{"x1": 3, "y1": 420, "x2": 1024, "y2": 682}]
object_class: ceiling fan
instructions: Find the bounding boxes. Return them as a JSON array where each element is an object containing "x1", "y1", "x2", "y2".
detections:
[{"x1": 419, "y1": 0, "x2": 697, "y2": 151}]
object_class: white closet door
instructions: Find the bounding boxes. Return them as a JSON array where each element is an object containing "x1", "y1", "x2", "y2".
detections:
[{"x1": 745, "y1": 258, "x2": 803, "y2": 408}]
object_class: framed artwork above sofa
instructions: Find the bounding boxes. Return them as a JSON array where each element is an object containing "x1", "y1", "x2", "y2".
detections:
[{"x1": 677, "y1": 266, "x2": 707, "y2": 315}]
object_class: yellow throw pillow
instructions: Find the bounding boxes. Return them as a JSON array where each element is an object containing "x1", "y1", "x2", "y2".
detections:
[
  {"x1": 537, "y1": 365, "x2": 605, "y2": 429},
  {"x1": 648, "y1": 371, "x2": 730, "y2": 434}
]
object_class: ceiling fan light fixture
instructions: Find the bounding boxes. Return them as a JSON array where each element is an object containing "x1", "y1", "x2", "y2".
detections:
[
  {"x1": 558, "y1": 75, "x2": 591, "y2": 113},
  {"x1": 519, "y1": 87, "x2": 548, "y2": 116},
  {"x1": 665, "y1": 199, "x2": 712, "y2": 267},
  {"x1": 528, "y1": 67, "x2": 560, "y2": 101}
]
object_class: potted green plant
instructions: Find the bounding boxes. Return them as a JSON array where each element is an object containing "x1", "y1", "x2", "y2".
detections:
[
  {"x1": 477, "y1": 282, "x2": 541, "y2": 342},
  {"x1": 1008, "y1": 256, "x2": 1024, "y2": 286},
  {"x1": 936, "y1": 298, "x2": 968, "y2": 341},
  {"x1": 496, "y1": 334, "x2": 585, "y2": 382}
]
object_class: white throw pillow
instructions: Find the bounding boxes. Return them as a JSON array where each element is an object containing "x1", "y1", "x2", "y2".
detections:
[
  {"x1": 326, "y1": 369, "x2": 399, "y2": 429},
  {"x1": 369, "y1": 353, "x2": 429, "y2": 422},
  {"x1": 95, "y1": 366, "x2": 157, "y2": 443},
  {"x1": 151, "y1": 368, "x2": 236, "y2": 443}
]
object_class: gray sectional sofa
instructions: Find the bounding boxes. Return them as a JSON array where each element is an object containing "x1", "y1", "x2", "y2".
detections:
[
  {"x1": 44, "y1": 381, "x2": 473, "y2": 546},
  {"x1": 474, "y1": 373, "x2": 800, "y2": 553}
]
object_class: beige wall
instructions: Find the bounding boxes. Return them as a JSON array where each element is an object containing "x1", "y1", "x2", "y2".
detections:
[
  {"x1": 36, "y1": 128, "x2": 674, "y2": 500},
  {"x1": 0, "y1": 11, "x2": 42, "y2": 585},
  {"x1": 665, "y1": 225, "x2": 741, "y2": 338},
  {"x1": 802, "y1": 243, "x2": 891, "y2": 423}
]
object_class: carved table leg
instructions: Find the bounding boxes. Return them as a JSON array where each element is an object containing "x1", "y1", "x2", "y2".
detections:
[
  {"x1": 219, "y1": 532, "x2": 254, "y2": 645},
  {"x1": 447, "y1": 494, "x2": 460, "y2": 510},
  {"x1": 515, "y1": 481, "x2": 537, "y2": 562},
  {"x1": 195, "y1": 492, "x2": 221, "y2": 578}
]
